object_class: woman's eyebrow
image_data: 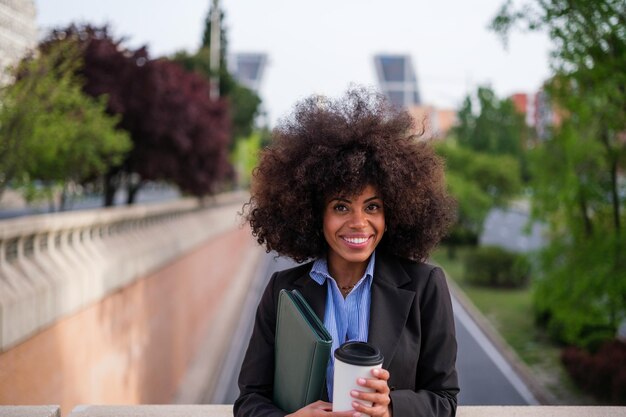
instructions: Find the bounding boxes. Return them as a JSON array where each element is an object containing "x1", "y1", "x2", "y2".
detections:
[
  {"x1": 329, "y1": 195, "x2": 382, "y2": 204},
  {"x1": 364, "y1": 196, "x2": 382, "y2": 203}
]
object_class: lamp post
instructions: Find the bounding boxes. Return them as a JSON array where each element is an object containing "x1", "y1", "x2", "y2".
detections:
[{"x1": 209, "y1": 0, "x2": 221, "y2": 100}]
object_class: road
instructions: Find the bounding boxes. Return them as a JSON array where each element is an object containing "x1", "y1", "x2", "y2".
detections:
[
  {"x1": 209, "y1": 253, "x2": 537, "y2": 406},
  {"x1": 0, "y1": 186, "x2": 181, "y2": 219},
  {"x1": 479, "y1": 204, "x2": 545, "y2": 253}
]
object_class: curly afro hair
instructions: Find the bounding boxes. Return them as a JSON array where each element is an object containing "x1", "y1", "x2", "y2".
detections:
[{"x1": 244, "y1": 87, "x2": 455, "y2": 263}]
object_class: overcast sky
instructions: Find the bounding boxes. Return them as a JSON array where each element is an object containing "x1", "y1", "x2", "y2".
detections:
[{"x1": 35, "y1": 0, "x2": 552, "y2": 125}]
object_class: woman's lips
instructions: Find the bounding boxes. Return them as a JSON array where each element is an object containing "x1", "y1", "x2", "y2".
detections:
[{"x1": 341, "y1": 235, "x2": 372, "y2": 248}]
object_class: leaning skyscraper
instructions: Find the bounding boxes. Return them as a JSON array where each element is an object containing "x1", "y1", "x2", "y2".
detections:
[
  {"x1": 229, "y1": 53, "x2": 268, "y2": 94},
  {"x1": 373, "y1": 54, "x2": 421, "y2": 109}
]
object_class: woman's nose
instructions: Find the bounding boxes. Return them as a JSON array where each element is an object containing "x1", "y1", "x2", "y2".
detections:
[{"x1": 348, "y1": 210, "x2": 367, "y2": 228}]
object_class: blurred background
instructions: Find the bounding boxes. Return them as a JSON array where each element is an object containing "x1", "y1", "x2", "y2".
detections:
[{"x1": 0, "y1": 0, "x2": 624, "y2": 414}]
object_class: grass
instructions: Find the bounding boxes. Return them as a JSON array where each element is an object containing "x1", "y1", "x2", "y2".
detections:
[{"x1": 431, "y1": 245, "x2": 597, "y2": 404}]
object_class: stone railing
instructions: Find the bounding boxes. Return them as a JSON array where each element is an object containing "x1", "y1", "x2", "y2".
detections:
[
  {"x1": 4, "y1": 405, "x2": 626, "y2": 417},
  {"x1": 0, "y1": 192, "x2": 249, "y2": 351}
]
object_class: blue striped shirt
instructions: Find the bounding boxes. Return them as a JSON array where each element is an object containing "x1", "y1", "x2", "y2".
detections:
[{"x1": 309, "y1": 252, "x2": 375, "y2": 401}]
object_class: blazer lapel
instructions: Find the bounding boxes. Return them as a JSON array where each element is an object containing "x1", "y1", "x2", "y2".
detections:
[{"x1": 368, "y1": 254, "x2": 415, "y2": 370}]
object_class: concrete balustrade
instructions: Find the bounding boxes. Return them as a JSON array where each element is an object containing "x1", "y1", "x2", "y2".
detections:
[
  {"x1": 0, "y1": 405, "x2": 60, "y2": 417},
  {"x1": 0, "y1": 192, "x2": 249, "y2": 351},
  {"x1": 3, "y1": 405, "x2": 626, "y2": 417}
]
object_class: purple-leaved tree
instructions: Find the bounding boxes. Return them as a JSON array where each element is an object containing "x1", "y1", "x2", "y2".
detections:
[{"x1": 42, "y1": 25, "x2": 233, "y2": 205}]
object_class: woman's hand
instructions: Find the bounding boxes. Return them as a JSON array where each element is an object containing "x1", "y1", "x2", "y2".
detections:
[
  {"x1": 349, "y1": 368, "x2": 392, "y2": 417},
  {"x1": 285, "y1": 367, "x2": 392, "y2": 417},
  {"x1": 285, "y1": 400, "x2": 356, "y2": 417}
]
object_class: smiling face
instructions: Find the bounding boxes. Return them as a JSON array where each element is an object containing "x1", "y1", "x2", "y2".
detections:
[{"x1": 323, "y1": 184, "x2": 385, "y2": 276}]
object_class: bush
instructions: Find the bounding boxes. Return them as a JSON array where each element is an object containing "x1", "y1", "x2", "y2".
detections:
[
  {"x1": 463, "y1": 245, "x2": 530, "y2": 288},
  {"x1": 561, "y1": 340, "x2": 626, "y2": 404},
  {"x1": 532, "y1": 236, "x2": 626, "y2": 350}
]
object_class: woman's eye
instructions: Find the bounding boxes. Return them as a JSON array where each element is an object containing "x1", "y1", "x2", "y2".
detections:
[
  {"x1": 366, "y1": 203, "x2": 381, "y2": 212},
  {"x1": 333, "y1": 204, "x2": 348, "y2": 212}
]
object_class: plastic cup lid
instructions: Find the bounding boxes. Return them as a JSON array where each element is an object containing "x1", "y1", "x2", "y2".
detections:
[{"x1": 334, "y1": 341, "x2": 384, "y2": 366}]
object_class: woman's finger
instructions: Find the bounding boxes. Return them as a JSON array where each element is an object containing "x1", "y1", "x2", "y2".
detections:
[
  {"x1": 371, "y1": 368, "x2": 390, "y2": 380},
  {"x1": 351, "y1": 400, "x2": 389, "y2": 417},
  {"x1": 356, "y1": 377, "x2": 390, "y2": 394},
  {"x1": 351, "y1": 389, "x2": 390, "y2": 405}
]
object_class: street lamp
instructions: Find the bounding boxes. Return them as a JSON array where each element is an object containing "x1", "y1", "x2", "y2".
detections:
[{"x1": 209, "y1": 0, "x2": 221, "y2": 100}]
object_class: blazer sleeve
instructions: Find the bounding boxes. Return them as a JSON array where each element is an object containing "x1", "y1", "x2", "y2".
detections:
[
  {"x1": 233, "y1": 272, "x2": 288, "y2": 417},
  {"x1": 389, "y1": 266, "x2": 459, "y2": 417}
]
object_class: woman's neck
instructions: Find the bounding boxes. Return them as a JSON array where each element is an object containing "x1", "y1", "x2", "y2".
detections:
[{"x1": 327, "y1": 254, "x2": 369, "y2": 288}]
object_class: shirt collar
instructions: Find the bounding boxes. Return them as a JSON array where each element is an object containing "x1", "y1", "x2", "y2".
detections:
[{"x1": 309, "y1": 251, "x2": 376, "y2": 285}]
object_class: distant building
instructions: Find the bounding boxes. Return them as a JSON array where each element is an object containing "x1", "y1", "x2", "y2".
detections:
[
  {"x1": 535, "y1": 90, "x2": 562, "y2": 141},
  {"x1": 0, "y1": 0, "x2": 37, "y2": 86},
  {"x1": 373, "y1": 54, "x2": 454, "y2": 140},
  {"x1": 407, "y1": 105, "x2": 457, "y2": 140},
  {"x1": 373, "y1": 54, "x2": 421, "y2": 108},
  {"x1": 510, "y1": 93, "x2": 536, "y2": 128},
  {"x1": 229, "y1": 52, "x2": 269, "y2": 127},
  {"x1": 511, "y1": 90, "x2": 561, "y2": 141},
  {"x1": 229, "y1": 52, "x2": 267, "y2": 93}
]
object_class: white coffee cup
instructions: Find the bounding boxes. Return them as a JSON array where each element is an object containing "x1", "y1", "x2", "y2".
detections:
[{"x1": 332, "y1": 341, "x2": 384, "y2": 415}]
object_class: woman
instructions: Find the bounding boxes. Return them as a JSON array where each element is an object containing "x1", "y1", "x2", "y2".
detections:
[{"x1": 235, "y1": 88, "x2": 459, "y2": 417}]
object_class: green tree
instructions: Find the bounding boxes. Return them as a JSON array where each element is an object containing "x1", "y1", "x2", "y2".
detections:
[
  {"x1": 231, "y1": 130, "x2": 263, "y2": 188},
  {"x1": 437, "y1": 139, "x2": 522, "y2": 251},
  {"x1": 491, "y1": 0, "x2": 626, "y2": 349},
  {"x1": 172, "y1": 5, "x2": 261, "y2": 145},
  {"x1": 0, "y1": 41, "x2": 131, "y2": 208},
  {"x1": 455, "y1": 86, "x2": 529, "y2": 157}
]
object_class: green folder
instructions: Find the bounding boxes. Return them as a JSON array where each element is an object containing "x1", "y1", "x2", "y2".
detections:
[{"x1": 273, "y1": 289, "x2": 332, "y2": 413}]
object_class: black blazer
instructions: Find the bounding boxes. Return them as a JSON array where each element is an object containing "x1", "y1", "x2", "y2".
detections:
[{"x1": 234, "y1": 252, "x2": 459, "y2": 417}]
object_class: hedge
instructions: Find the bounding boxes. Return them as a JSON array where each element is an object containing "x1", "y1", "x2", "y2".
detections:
[{"x1": 463, "y1": 245, "x2": 530, "y2": 288}]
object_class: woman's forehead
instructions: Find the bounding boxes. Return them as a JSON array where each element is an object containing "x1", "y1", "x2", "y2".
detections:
[{"x1": 325, "y1": 184, "x2": 381, "y2": 200}]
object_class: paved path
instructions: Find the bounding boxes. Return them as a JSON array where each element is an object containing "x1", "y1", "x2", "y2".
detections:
[{"x1": 210, "y1": 253, "x2": 536, "y2": 405}]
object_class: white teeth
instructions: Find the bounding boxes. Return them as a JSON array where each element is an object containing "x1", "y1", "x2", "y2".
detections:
[{"x1": 344, "y1": 237, "x2": 368, "y2": 244}]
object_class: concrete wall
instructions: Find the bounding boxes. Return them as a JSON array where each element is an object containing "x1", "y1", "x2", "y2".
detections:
[
  {"x1": 0, "y1": 194, "x2": 248, "y2": 351},
  {"x1": 0, "y1": 195, "x2": 264, "y2": 414}
]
